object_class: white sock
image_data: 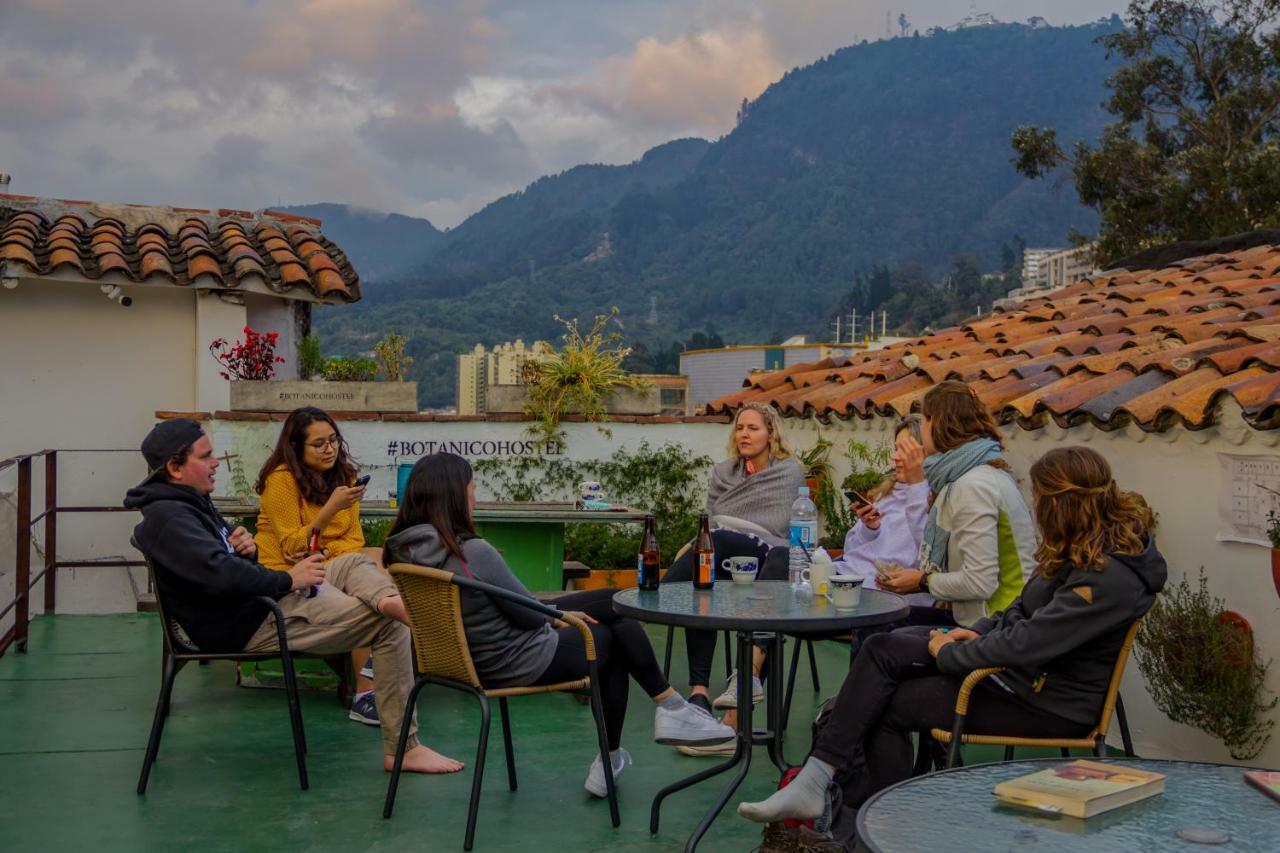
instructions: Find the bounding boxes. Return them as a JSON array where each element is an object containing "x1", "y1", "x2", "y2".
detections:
[
  {"x1": 658, "y1": 693, "x2": 686, "y2": 711},
  {"x1": 737, "y1": 757, "x2": 834, "y2": 823}
]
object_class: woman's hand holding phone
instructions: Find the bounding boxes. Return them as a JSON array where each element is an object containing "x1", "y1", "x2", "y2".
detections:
[
  {"x1": 326, "y1": 483, "x2": 366, "y2": 512},
  {"x1": 854, "y1": 501, "x2": 882, "y2": 530}
]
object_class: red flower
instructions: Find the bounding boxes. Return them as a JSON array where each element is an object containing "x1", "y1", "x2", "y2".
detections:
[{"x1": 209, "y1": 325, "x2": 287, "y2": 380}]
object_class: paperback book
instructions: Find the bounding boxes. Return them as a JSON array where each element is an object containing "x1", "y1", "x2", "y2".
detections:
[{"x1": 993, "y1": 760, "x2": 1166, "y2": 818}]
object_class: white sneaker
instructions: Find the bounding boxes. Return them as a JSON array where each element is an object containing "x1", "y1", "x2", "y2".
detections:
[
  {"x1": 584, "y1": 747, "x2": 631, "y2": 798},
  {"x1": 676, "y1": 739, "x2": 738, "y2": 758},
  {"x1": 713, "y1": 672, "x2": 764, "y2": 709},
  {"x1": 654, "y1": 701, "x2": 736, "y2": 746}
]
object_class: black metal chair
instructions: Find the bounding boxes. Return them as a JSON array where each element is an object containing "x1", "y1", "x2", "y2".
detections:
[
  {"x1": 384, "y1": 563, "x2": 619, "y2": 851},
  {"x1": 134, "y1": 543, "x2": 311, "y2": 794}
]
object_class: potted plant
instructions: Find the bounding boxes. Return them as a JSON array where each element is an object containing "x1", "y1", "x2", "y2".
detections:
[
  {"x1": 1135, "y1": 569, "x2": 1276, "y2": 760},
  {"x1": 221, "y1": 328, "x2": 418, "y2": 412},
  {"x1": 815, "y1": 438, "x2": 893, "y2": 554},
  {"x1": 520, "y1": 308, "x2": 654, "y2": 446},
  {"x1": 1267, "y1": 510, "x2": 1280, "y2": 598},
  {"x1": 797, "y1": 437, "x2": 833, "y2": 495}
]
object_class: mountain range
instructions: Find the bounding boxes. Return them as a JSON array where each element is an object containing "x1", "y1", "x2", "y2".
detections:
[{"x1": 298, "y1": 18, "x2": 1124, "y2": 408}]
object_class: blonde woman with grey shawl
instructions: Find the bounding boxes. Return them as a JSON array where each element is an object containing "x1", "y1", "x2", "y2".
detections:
[{"x1": 662, "y1": 402, "x2": 804, "y2": 746}]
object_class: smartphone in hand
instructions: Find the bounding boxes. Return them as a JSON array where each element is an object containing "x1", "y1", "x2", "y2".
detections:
[
  {"x1": 845, "y1": 488, "x2": 872, "y2": 508},
  {"x1": 354, "y1": 474, "x2": 372, "y2": 487}
]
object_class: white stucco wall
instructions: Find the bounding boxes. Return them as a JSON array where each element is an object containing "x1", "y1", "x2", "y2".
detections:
[{"x1": 0, "y1": 277, "x2": 211, "y2": 617}]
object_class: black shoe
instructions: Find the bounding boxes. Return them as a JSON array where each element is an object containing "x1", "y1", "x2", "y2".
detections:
[{"x1": 689, "y1": 693, "x2": 714, "y2": 715}]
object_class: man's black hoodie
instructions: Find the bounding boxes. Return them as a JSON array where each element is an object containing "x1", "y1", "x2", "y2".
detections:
[
  {"x1": 936, "y1": 536, "x2": 1168, "y2": 725},
  {"x1": 125, "y1": 481, "x2": 293, "y2": 653}
]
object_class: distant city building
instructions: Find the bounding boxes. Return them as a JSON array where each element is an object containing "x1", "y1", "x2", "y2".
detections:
[
  {"x1": 680, "y1": 339, "x2": 859, "y2": 410},
  {"x1": 1000, "y1": 244, "x2": 1098, "y2": 307},
  {"x1": 948, "y1": 12, "x2": 1001, "y2": 30},
  {"x1": 456, "y1": 339, "x2": 551, "y2": 415},
  {"x1": 1021, "y1": 247, "x2": 1058, "y2": 288}
]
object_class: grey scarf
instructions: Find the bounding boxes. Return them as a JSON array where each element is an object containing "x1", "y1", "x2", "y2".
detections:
[{"x1": 919, "y1": 437, "x2": 1004, "y2": 573}]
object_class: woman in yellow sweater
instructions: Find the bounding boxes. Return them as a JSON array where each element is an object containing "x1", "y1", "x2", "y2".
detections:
[{"x1": 254, "y1": 406, "x2": 378, "y2": 725}]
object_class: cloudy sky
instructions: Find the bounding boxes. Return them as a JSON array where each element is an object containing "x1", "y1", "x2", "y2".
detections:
[{"x1": 1, "y1": 1, "x2": 1122, "y2": 228}]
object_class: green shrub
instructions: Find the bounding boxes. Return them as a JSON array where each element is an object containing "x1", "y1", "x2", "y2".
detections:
[
  {"x1": 1135, "y1": 569, "x2": 1276, "y2": 760},
  {"x1": 322, "y1": 356, "x2": 379, "y2": 381},
  {"x1": 297, "y1": 334, "x2": 325, "y2": 381},
  {"x1": 476, "y1": 440, "x2": 711, "y2": 568},
  {"x1": 361, "y1": 517, "x2": 393, "y2": 548}
]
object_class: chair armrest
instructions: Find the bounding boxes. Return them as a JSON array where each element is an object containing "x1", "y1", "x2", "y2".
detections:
[
  {"x1": 954, "y1": 667, "x2": 1004, "y2": 715},
  {"x1": 446, "y1": 571, "x2": 566, "y2": 621},
  {"x1": 255, "y1": 595, "x2": 291, "y2": 653},
  {"x1": 558, "y1": 612, "x2": 597, "y2": 661}
]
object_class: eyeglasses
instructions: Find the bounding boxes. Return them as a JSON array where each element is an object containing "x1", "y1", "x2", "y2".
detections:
[{"x1": 305, "y1": 437, "x2": 341, "y2": 451}]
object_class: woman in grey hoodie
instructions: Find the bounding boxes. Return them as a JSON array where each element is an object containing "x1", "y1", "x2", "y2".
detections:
[
  {"x1": 739, "y1": 446, "x2": 1167, "y2": 825},
  {"x1": 384, "y1": 453, "x2": 734, "y2": 798}
]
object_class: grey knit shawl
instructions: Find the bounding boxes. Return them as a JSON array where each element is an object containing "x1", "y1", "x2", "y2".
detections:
[{"x1": 705, "y1": 457, "x2": 806, "y2": 547}]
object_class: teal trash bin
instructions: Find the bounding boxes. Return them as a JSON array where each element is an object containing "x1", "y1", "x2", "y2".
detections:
[{"x1": 396, "y1": 462, "x2": 414, "y2": 505}]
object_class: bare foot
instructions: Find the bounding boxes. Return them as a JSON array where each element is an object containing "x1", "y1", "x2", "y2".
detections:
[
  {"x1": 378, "y1": 594, "x2": 409, "y2": 625},
  {"x1": 384, "y1": 744, "x2": 465, "y2": 774}
]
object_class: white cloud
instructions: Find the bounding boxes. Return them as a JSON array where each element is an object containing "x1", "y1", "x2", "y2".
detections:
[{"x1": 0, "y1": 0, "x2": 1128, "y2": 227}]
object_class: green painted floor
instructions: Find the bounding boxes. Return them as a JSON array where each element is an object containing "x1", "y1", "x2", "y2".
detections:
[{"x1": 0, "y1": 615, "x2": 1069, "y2": 852}]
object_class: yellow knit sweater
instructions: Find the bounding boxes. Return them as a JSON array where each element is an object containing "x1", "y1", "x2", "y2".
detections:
[{"x1": 254, "y1": 466, "x2": 364, "y2": 571}]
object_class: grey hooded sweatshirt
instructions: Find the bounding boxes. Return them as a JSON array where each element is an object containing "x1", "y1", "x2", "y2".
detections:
[{"x1": 385, "y1": 524, "x2": 557, "y2": 688}]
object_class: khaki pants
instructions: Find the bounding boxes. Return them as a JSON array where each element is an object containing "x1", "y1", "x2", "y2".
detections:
[{"x1": 244, "y1": 552, "x2": 419, "y2": 755}]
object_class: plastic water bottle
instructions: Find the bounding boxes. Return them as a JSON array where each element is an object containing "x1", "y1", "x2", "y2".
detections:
[{"x1": 788, "y1": 486, "x2": 818, "y2": 589}]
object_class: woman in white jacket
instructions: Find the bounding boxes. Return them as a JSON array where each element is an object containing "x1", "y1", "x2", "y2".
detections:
[{"x1": 880, "y1": 381, "x2": 1037, "y2": 628}]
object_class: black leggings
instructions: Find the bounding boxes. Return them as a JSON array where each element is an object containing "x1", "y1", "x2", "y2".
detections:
[
  {"x1": 662, "y1": 529, "x2": 789, "y2": 688},
  {"x1": 811, "y1": 628, "x2": 1091, "y2": 806},
  {"x1": 527, "y1": 588, "x2": 669, "y2": 751}
]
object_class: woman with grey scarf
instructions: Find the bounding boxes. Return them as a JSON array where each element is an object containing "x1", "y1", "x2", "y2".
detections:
[
  {"x1": 879, "y1": 381, "x2": 1036, "y2": 628},
  {"x1": 662, "y1": 403, "x2": 804, "y2": 751}
]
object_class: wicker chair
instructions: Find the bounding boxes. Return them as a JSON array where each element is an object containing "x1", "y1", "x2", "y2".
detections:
[
  {"x1": 383, "y1": 563, "x2": 618, "y2": 851},
  {"x1": 134, "y1": 545, "x2": 310, "y2": 794},
  {"x1": 927, "y1": 617, "x2": 1142, "y2": 769}
]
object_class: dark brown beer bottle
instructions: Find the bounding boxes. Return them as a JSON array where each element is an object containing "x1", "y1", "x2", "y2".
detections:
[
  {"x1": 638, "y1": 514, "x2": 661, "y2": 591},
  {"x1": 694, "y1": 512, "x2": 714, "y2": 589}
]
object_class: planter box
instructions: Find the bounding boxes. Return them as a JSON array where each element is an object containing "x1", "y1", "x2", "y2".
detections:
[
  {"x1": 485, "y1": 384, "x2": 661, "y2": 416},
  {"x1": 572, "y1": 569, "x2": 639, "y2": 591},
  {"x1": 230, "y1": 380, "x2": 418, "y2": 412}
]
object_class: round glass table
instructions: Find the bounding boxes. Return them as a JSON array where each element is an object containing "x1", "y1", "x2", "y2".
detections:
[
  {"x1": 857, "y1": 757, "x2": 1280, "y2": 852},
  {"x1": 614, "y1": 580, "x2": 908, "y2": 853}
]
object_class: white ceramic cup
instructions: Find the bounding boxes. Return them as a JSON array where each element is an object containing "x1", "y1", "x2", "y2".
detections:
[
  {"x1": 722, "y1": 555, "x2": 759, "y2": 583},
  {"x1": 825, "y1": 574, "x2": 864, "y2": 610},
  {"x1": 578, "y1": 481, "x2": 603, "y2": 501}
]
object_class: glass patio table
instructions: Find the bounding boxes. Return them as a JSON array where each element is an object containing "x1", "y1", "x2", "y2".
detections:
[
  {"x1": 613, "y1": 580, "x2": 908, "y2": 852},
  {"x1": 857, "y1": 757, "x2": 1280, "y2": 852}
]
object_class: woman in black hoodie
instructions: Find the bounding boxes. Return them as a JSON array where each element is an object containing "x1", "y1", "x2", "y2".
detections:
[{"x1": 738, "y1": 446, "x2": 1167, "y2": 825}]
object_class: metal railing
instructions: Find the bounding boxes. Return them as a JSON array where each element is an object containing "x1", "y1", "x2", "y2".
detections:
[{"x1": 0, "y1": 448, "x2": 142, "y2": 656}]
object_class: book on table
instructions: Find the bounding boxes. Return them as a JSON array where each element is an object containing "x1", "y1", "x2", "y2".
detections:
[
  {"x1": 992, "y1": 760, "x2": 1166, "y2": 818},
  {"x1": 1244, "y1": 770, "x2": 1280, "y2": 804}
]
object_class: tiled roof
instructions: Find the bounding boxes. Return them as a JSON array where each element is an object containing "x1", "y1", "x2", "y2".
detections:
[
  {"x1": 0, "y1": 194, "x2": 360, "y2": 301},
  {"x1": 707, "y1": 238, "x2": 1280, "y2": 432}
]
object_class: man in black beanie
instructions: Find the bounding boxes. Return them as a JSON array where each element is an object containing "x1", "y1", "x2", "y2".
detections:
[{"x1": 125, "y1": 419, "x2": 462, "y2": 775}]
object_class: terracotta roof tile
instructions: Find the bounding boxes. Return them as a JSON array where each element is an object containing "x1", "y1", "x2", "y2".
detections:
[
  {"x1": 705, "y1": 238, "x2": 1280, "y2": 431},
  {"x1": 0, "y1": 194, "x2": 360, "y2": 301}
]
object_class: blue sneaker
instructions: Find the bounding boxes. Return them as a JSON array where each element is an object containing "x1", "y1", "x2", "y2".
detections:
[
  {"x1": 360, "y1": 656, "x2": 374, "y2": 680},
  {"x1": 349, "y1": 691, "x2": 380, "y2": 726}
]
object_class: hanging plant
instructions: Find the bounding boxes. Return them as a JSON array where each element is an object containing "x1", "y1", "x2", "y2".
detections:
[
  {"x1": 1134, "y1": 569, "x2": 1276, "y2": 760},
  {"x1": 522, "y1": 308, "x2": 650, "y2": 446}
]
